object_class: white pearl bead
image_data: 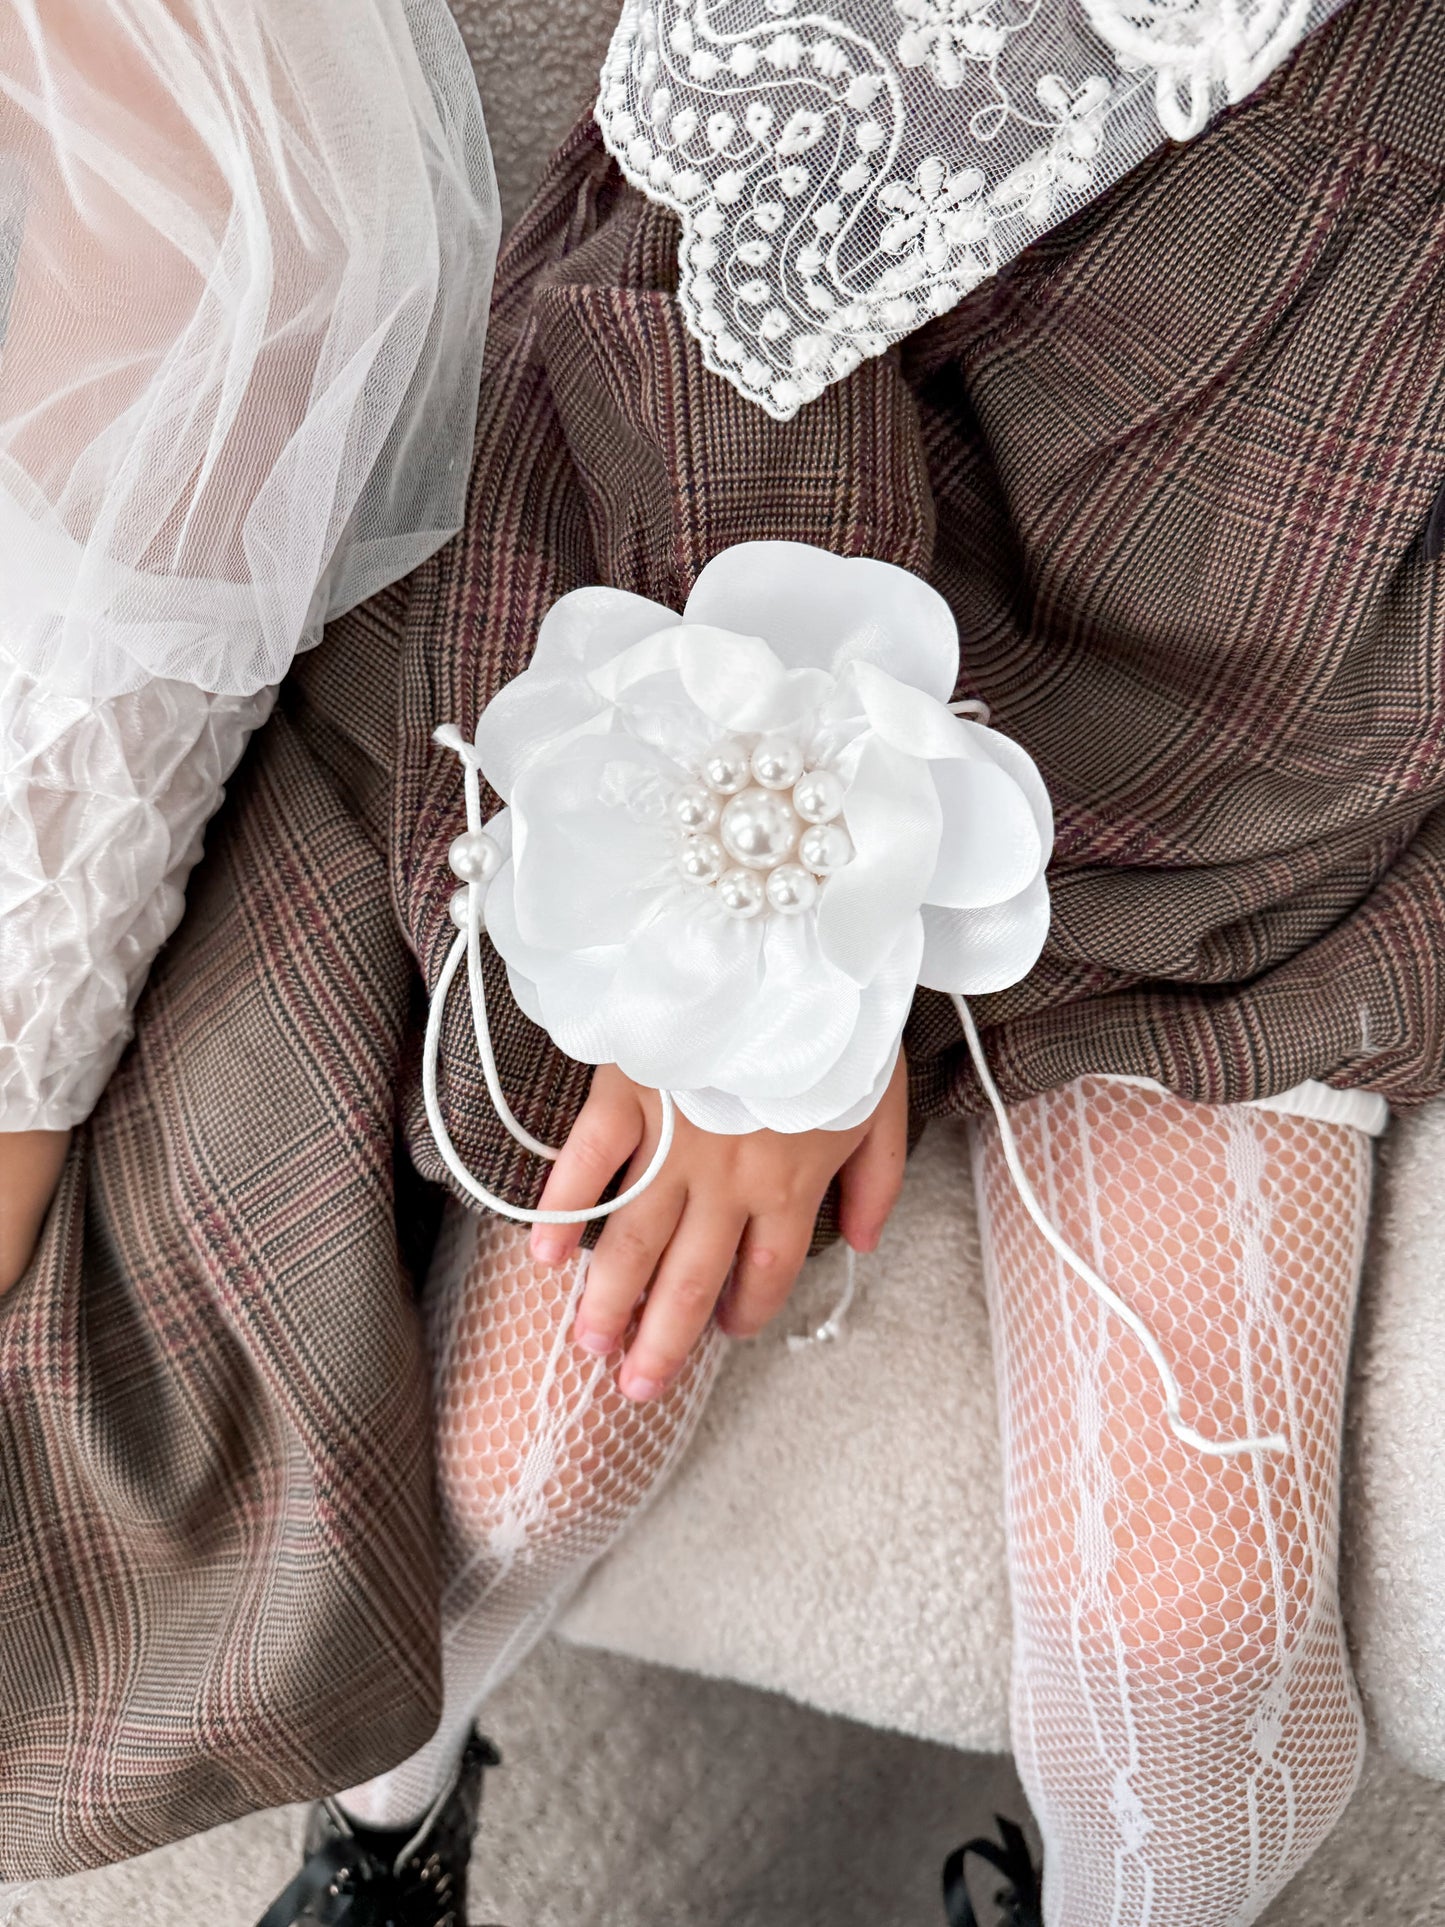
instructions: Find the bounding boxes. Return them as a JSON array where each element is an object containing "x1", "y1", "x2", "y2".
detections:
[
  {"x1": 448, "y1": 829, "x2": 502, "y2": 884},
  {"x1": 449, "y1": 884, "x2": 482, "y2": 930},
  {"x1": 676, "y1": 832, "x2": 725, "y2": 884},
  {"x1": 792, "y1": 767, "x2": 845, "y2": 824},
  {"x1": 702, "y1": 740, "x2": 752, "y2": 795},
  {"x1": 719, "y1": 787, "x2": 800, "y2": 869},
  {"x1": 765, "y1": 864, "x2": 819, "y2": 916},
  {"x1": 717, "y1": 868, "x2": 766, "y2": 919},
  {"x1": 671, "y1": 782, "x2": 720, "y2": 833},
  {"x1": 751, "y1": 734, "x2": 805, "y2": 790},
  {"x1": 798, "y1": 821, "x2": 854, "y2": 875}
]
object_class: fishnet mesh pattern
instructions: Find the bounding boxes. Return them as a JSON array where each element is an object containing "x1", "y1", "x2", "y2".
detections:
[
  {"x1": 340, "y1": 1198, "x2": 724, "y2": 1827},
  {"x1": 973, "y1": 1076, "x2": 1370, "y2": 1927}
]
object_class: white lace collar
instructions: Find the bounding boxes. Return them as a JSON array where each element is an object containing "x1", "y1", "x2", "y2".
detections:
[{"x1": 595, "y1": 0, "x2": 1351, "y2": 420}]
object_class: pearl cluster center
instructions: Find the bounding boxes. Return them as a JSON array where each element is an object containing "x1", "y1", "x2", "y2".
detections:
[{"x1": 671, "y1": 733, "x2": 853, "y2": 920}]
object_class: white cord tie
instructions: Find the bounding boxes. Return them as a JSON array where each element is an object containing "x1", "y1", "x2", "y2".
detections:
[{"x1": 424, "y1": 722, "x2": 1286, "y2": 1460}]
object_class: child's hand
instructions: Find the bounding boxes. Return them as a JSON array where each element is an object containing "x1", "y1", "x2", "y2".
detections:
[
  {"x1": 529, "y1": 1053, "x2": 908, "y2": 1401},
  {"x1": 0, "y1": 1129, "x2": 71, "y2": 1294}
]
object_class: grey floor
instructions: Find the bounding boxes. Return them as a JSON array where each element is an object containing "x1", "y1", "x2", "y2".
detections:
[{"x1": 15, "y1": 1637, "x2": 1445, "y2": 1927}]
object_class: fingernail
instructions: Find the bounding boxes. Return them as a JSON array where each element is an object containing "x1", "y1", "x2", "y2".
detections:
[
  {"x1": 532, "y1": 1235, "x2": 567, "y2": 1265},
  {"x1": 572, "y1": 1323, "x2": 614, "y2": 1356},
  {"x1": 621, "y1": 1372, "x2": 664, "y2": 1403}
]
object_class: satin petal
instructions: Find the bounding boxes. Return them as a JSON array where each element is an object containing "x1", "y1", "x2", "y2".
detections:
[
  {"x1": 918, "y1": 874, "x2": 1051, "y2": 994},
  {"x1": 928, "y1": 758, "x2": 1043, "y2": 909},
  {"x1": 851, "y1": 659, "x2": 972, "y2": 759},
  {"x1": 531, "y1": 584, "x2": 683, "y2": 679},
  {"x1": 958, "y1": 718, "x2": 1055, "y2": 856},
  {"x1": 509, "y1": 732, "x2": 680, "y2": 949},
  {"x1": 482, "y1": 860, "x2": 622, "y2": 1064},
  {"x1": 722, "y1": 920, "x2": 920, "y2": 1130},
  {"x1": 683, "y1": 541, "x2": 959, "y2": 699},
  {"x1": 697, "y1": 914, "x2": 861, "y2": 1099},
  {"x1": 599, "y1": 905, "x2": 768, "y2": 1090},
  {"x1": 675, "y1": 625, "x2": 831, "y2": 732},
  {"x1": 815, "y1": 737, "x2": 940, "y2": 983},
  {"x1": 471, "y1": 670, "x2": 606, "y2": 801}
]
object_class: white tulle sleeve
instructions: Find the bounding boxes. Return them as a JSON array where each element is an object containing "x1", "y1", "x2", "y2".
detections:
[{"x1": 0, "y1": 0, "x2": 500, "y2": 1131}]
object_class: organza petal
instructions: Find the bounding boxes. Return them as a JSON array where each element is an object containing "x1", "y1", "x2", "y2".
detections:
[
  {"x1": 683, "y1": 542, "x2": 959, "y2": 698},
  {"x1": 815, "y1": 737, "x2": 940, "y2": 984},
  {"x1": 691, "y1": 920, "x2": 921, "y2": 1130},
  {"x1": 928, "y1": 758, "x2": 1043, "y2": 909},
  {"x1": 530, "y1": 585, "x2": 683, "y2": 680},
  {"x1": 470, "y1": 671, "x2": 606, "y2": 802},
  {"x1": 509, "y1": 732, "x2": 680, "y2": 949},
  {"x1": 692, "y1": 914, "x2": 861, "y2": 1099},
  {"x1": 599, "y1": 905, "x2": 768, "y2": 1090},
  {"x1": 918, "y1": 874, "x2": 1051, "y2": 994},
  {"x1": 478, "y1": 860, "x2": 622, "y2": 1066}
]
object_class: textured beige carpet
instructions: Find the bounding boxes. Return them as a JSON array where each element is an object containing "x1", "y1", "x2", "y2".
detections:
[{"x1": 14, "y1": 1638, "x2": 1445, "y2": 1927}]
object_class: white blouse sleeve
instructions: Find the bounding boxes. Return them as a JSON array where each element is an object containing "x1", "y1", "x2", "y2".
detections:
[{"x1": 0, "y1": 0, "x2": 500, "y2": 1131}]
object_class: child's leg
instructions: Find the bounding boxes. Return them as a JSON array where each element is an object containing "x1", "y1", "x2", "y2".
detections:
[
  {"x1": 972, "y1": 1078, "x2": 1369, "y2": 1927},
  {"x1": 339, "y1": 1199, "x2": 724, "y2": 1827}
]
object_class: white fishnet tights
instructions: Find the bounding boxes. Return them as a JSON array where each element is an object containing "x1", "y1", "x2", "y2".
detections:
[
  {"x1": 339, "y1": 1198, "x2": 723, "y2": 1828},
  {"x1": 973, "y1": 1077, "x2": 1370, "y2": 1927}
]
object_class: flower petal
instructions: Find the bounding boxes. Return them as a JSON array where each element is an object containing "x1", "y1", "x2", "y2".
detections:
[
  {"x1": 958, "y1": 718, "x2": 1054, "y2": 857},
  {"x1": 471, "y1": 670, "x2": 606, "y2": 802},
  {"x1": 928, "y1": 757, "x2": 1043, "y2": 909},
  {"x1": 917, "y1": 874, "x2": 1051, "y2": 993},
  {"x1": 850, "y1": 659, "x2": 971, "y2": 759},
  {"x1": 678, "y1": 919, "x2": 920, "y2": 1131},
  {"x1": 483, "y1": 859, "x2": 624, "y2": 1064},
  {"x1": 677, "y1": 1045, "x2": 898, "y2": 1135},
  {"x1": 510, "y1": 733, "x2": 681, "y2": 949},
  {"x1": 531, "y1": 584, "x2": 683, "y2": 679},
  {"x1": 675, "y1": 625, "x2": 831, "y2": 732},
  {"x1": 697, "y1": 914, "x2": 861, "y2": 1099},
  {"x1": 683, "y1": 542, "x2": 959, "y2": 698},
  {"x1": 599, "y1": 905, "x2": 769, "y2": 1090},
  {"x1": 815, "y1": 737, "x2": 940, "y2": 983}
]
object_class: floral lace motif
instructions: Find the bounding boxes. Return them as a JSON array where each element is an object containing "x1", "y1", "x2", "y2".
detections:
[{"x1": 595, "y1": 0, "x2": 1350, "y2": 419}]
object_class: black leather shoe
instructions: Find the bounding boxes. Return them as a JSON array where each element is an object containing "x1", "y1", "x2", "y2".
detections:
[
  {"x1": 942, "y1": 1815, "x2": 1043, "y2": 1927},
  {"x1": 254, "y1": 1728, "x2": 504, "y2": 1926}
]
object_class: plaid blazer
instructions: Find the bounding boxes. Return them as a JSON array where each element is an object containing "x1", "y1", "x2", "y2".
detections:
[{"x1": 3, "y1": 0, "x2": 1443, "y2": 1879}]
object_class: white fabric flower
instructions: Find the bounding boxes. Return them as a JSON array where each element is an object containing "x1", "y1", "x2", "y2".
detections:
[{"x1": 471, "y1": 540, "x2": 1052, "y2": 1134}]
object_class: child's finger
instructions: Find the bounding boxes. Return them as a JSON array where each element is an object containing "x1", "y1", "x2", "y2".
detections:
[
  {"x1": 530, "y1": 1074, "x2": 645, "y2": 1266},
  {"x1": 717, "y1": 1208, "x2": 818, "y2": 1339},
  {"x1": 571, "y1": 1163, "x2": 685, "y2": 1357},
  {"x1": 619, "y1": 1201, "x2": 747, "y2": 1401},
  {"x1": 836, "y1": 1078, "x2": 908, "y2": 1253}
]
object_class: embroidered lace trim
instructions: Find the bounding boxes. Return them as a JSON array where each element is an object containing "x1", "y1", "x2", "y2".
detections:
[{"x1": 596, "y1": 0, "x2": 1351, "y2": 420}]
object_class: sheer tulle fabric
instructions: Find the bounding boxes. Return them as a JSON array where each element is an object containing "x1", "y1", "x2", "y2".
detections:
[
  {"x1": 339, "y1": 1199, "x2": 725, "y2": 1829},
  {"x1": 973, "y1": 1078, "x2": 1369, "y2": 1926},
  {"x1": 0, "y1": 0, "x2": 499, "y2": 1129},
  {"x1": 0, "y1": 0, "x2": 499, "y2": 701}
]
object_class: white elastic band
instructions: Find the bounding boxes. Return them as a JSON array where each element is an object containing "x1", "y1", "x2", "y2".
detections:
[{"x1": 952, "y1": 993, "x2": 1287, "y2": 1461}]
